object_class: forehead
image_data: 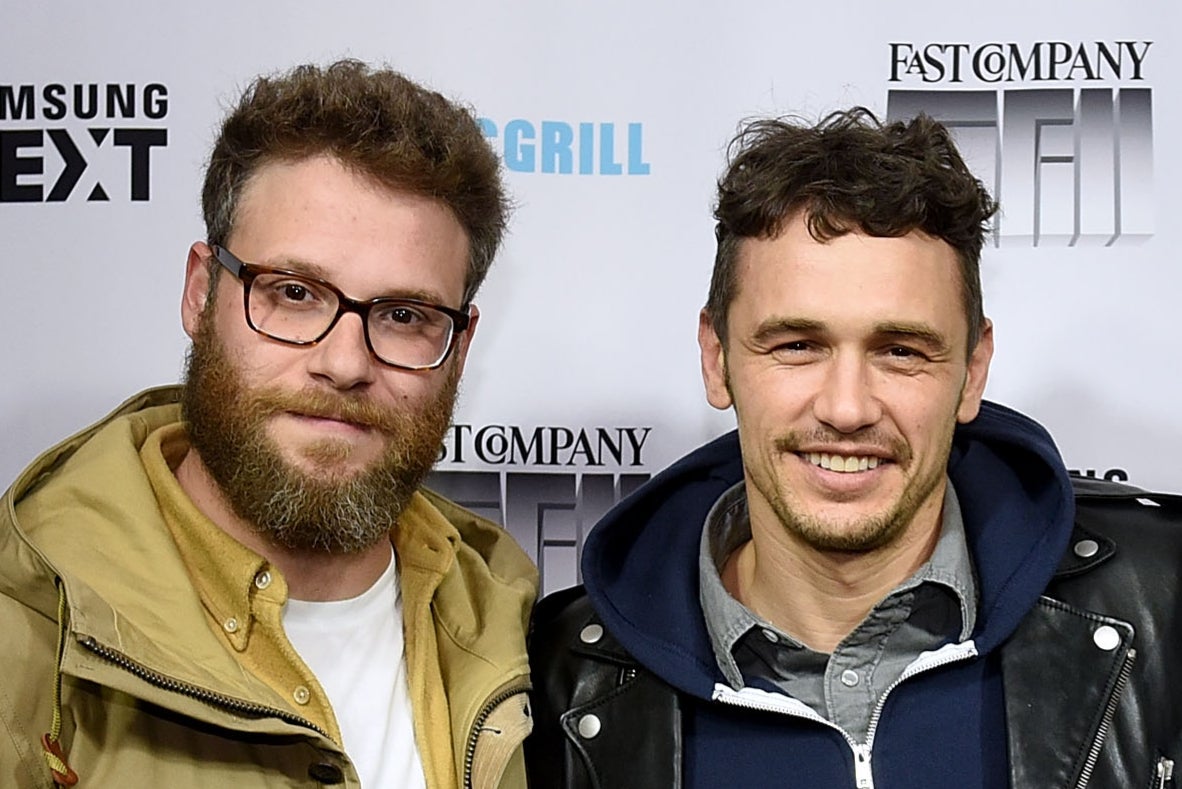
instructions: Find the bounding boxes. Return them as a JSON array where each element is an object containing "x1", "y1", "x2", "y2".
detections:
[
  {"x1": 228, "y1": 155, "x2": 470, "y2": 303},
  {"x1": 731, "y1": 214, "x2": 967, "y2": 341}
]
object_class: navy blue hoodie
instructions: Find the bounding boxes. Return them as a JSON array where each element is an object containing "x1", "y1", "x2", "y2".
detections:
[{"x1": 580, "y1": 401, "x2": 1077, "y2": 788}]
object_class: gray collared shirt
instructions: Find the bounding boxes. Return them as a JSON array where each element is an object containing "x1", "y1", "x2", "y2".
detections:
[{"x1": 698, "y1": 480, "x2": 977, "y2": 743}]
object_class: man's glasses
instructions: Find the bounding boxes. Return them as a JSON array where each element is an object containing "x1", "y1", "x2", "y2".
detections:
[{"x1": 212, "y1": 245, "x2": 471, "y2": 371}]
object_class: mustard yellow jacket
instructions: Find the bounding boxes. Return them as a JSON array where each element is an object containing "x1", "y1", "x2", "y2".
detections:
[{"x1": 0, "y1": 387, "x2": 538, "y2": 789}]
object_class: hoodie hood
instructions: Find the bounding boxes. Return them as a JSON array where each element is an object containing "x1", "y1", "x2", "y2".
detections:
[{"x1": 581, "y1": 400, "x2": 1076, "y2": 700}]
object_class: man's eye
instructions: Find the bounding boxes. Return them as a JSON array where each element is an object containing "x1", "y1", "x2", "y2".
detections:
[
  {"x1": 884, "y1": 346, "x2": 930, "y2": 365},
  {"x1": 769, "y1": 340, "x2": 819, "y2": 364},
  {"x1": 280, "y1": 282, "x2": 311, "y2": 302},
  {"x1": 375, "y1": 305, "x2": 429, "y2": 327}
]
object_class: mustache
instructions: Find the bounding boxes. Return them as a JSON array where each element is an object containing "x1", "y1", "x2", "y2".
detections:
[
  {"x1": 773, "y1": 428, "x2": 911, "y2": 465},
  {"x1": 249, "y1": 388, "x2": 405, "y2": 434}
]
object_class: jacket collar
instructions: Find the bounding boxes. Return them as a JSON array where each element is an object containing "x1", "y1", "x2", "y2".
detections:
[{"x1": 2, "y1": 388, "x2": 298, "y2": 716}]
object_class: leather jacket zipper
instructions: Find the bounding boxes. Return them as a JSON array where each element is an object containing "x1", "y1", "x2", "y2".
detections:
[
  {"x1": 1075, "y1": 648, "x2": 1136, "y2": 788},
  {"x1": 1156, "y1": 758, "x2": 1175, "y2": 789},
  {"x1": 462, "y1": 682, "x2": 530, "y2": 789},
  {"x1": 79, "y1": 636, "x2": 329, "y2": 736},
  {"x1": 712, "y1": 640, "x2": 978, "y2": 789}
]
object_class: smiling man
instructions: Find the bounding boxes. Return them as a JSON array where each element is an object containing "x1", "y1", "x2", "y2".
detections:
[
  {"x1": 0, "y1": 61, "x2": 536, "y2": 789},
  {"x1": 527, "y1": 109, "x2": 1182, "y2": 788}
]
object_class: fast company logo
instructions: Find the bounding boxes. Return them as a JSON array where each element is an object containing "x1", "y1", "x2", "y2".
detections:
[
  {"x1": 427, "y1": 423, "x2": 652, "y2": 594},
  {"x1": 478, "y1": 117, "x2": 650, "y2": 175},
  {"x1": 886, "y1": 41, "x2": 1154, "y2": 247},
  {"x1": 1, "y1": 82, "x2": 168, "y2": 202}
]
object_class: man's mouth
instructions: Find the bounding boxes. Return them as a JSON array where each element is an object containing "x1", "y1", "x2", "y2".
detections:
[
  {"x1": 287, "y1": 410, "x2": 375, "y2": 433},
  {"x1": 803, "y1": 452, "x2": 883, "y2": 473}
]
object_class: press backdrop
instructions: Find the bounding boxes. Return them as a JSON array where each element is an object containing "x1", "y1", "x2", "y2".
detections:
[{"x1": 2, "y1": 1, "x2": 1178, "y2": 593}]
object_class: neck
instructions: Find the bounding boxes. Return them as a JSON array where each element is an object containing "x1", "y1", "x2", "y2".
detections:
[
  {"x1": 174, "y1": 448, "x2": 393, "y2": 601},
  {"x1": 722, "y1": 490, "x2": 944, "y2": 654}
]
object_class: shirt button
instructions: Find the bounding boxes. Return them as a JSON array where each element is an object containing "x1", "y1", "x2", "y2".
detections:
[
  {"x1": 254, "y1": 570, "x2": 272, "y2": 590},
  {"x1": 840, "y1": 669, "x2": 860, "y2": 687},
  {"x1": 307, "y1": 762, "x2": 344, "y2": 784},
  {"x1": 222, "y1": 617, "x2": 239, "y2": 634},
  {"x1": 293, "y1": 686, "x2": 311, "y2": 705}
]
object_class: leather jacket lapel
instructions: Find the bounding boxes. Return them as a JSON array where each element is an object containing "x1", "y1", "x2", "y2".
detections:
[{"x1": 1002, "y1": 597, "x2": 1135, "y2": 789}]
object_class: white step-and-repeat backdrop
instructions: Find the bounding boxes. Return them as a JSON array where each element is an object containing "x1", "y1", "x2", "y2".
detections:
[{"x1": 2, "y1": 2, "x2": 1177, "y2": 593}]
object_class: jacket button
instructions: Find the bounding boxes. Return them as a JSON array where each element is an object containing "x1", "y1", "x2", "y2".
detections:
[
  {"x1": 1093, "y1": 625, "x2": 1120, "y2": 651},
  {"x1": 579, "y1": 624, "x2": 604, "y2": 644},
  {"x1": 577, "y1": 714, "x2": 602, "y2": 739},
  {"x1": 308, "y1": 762, "x2": 345, "y2": 784},
  {"x1": 1073, "y1": 539, "x2": 1100, "y2": 558}
]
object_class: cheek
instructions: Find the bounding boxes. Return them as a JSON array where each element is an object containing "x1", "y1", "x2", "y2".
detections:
[
  {"x1": 898, "y1": 396, "x2": 960, "y2": 454},
  {"x1": 733, "y1": 373, "x2": 813, "y2": 424},
  {"x1": 373, "y1": 369, "x2": 443, "y2": 407},
  {"x1": 216, "y1": 322, "x2": 301, "y2": 381}
]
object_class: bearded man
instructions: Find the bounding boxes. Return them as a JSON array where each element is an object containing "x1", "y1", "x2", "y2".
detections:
[{"x1": 0, "y1": 60, "x2": 536, "y2": 789}]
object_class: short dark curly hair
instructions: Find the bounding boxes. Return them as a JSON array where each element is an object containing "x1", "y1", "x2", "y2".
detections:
[
  {"x1": 706, "y1": 107, "x2": 996, "y2": 353},
  {"x1": 202, "y1": 59, "x2": 508, "y2": 303}
]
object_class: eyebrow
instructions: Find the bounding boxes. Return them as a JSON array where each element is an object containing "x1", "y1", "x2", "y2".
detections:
[
  {"x1": 751, "y1": 317, "x2": 826, "y2": 345},
  {"x1": 873, "y1": 321, "x2": 952, "y2": 353},
  {"x1": 269, "y1": 256, "x2": 454, "y2": 305}
]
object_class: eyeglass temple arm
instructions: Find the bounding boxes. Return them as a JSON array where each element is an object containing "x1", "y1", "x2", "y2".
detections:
[{"x1": 211, "y1": 245, "x2": 243, "y2": 277}]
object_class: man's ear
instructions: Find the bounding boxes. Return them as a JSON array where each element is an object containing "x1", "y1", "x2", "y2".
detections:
[
  {"x1": 699, "y1": 309, "x2": 733, "y2": 410},
  {"x1": 181, "y1": 242, "x2": 214, "y2": 339},
  {"x1": 956, "y1": 318, "x2": 994, "y2": 423}
]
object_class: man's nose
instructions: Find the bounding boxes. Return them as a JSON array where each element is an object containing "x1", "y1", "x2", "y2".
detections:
[
  {"x1": 305, "y1": 312, "x2": 376, "y2": 390},
  {"x1": 811, "y1": 355, "x2": 882, "y2": 433}
]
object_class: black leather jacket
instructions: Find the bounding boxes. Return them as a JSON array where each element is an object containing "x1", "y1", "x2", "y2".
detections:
[{"x1": 526, "y1": 478, "x2": 1182, "y2": 788}]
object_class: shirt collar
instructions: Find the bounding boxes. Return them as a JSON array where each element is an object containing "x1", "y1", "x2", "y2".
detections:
[
  {"x1": 141, "y1": 423, "x2": 277, "y2": 652},
  {"x1": 698, "y1": 479, "x2": 978, "y2": 689}
]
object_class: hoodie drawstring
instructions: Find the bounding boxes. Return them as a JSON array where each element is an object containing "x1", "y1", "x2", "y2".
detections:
[{"x1": 41, "y1": 580, "x2": 78, "y2": 787}]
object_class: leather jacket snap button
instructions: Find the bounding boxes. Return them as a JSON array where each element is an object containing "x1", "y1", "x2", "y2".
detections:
[
  {"x1": 577, "y1": 714, "x2": 602, "y2": 739},
  {"x1": 1073, "y1": 539, "x2": 1100, "y2": 558},
  {"x1": 1093, "y1": 625, "x2": 1120, "y2": 651},
  {"x1": 579, "y1": 624, "x2": 604, "y2": 644}
]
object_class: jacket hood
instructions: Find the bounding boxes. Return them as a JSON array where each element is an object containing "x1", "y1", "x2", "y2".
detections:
[{"x1": 580, "y1": 400, "x2": 1076, "y2": 700}]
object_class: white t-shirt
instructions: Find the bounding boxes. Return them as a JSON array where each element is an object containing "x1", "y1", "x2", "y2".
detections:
[{"x1": 283, "y1": 551, "x2": 426, "y2": 789}]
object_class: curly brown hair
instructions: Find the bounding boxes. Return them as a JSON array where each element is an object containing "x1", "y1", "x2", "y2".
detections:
[
  {"x1": 201, "y1": 59, "x2": 508, "y2": 303},
  {"x1": 706, "y1": 107, "x2": 996, "y2": 353}
]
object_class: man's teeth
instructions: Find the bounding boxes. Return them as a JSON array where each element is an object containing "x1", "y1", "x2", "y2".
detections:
[{"x1": 805, "y1": 453, "x2": 880, "y2": 473}]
